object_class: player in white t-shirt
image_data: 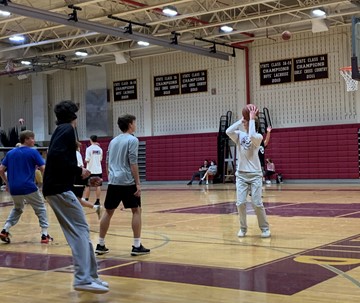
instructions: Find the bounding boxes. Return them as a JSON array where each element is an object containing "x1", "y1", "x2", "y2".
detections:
[{"x1": 83, "y1": 135, "x2": 103, "y2": 206}]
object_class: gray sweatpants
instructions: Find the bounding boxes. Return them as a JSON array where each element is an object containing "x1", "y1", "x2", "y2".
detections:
[
  {"x1": 46, "y1": 191, "x2": 99, "y2": 286},
  {"x1": 5, "y1": 190, "x2": 49, "y2": 230},
  {"x1": 235, "y1": 171, "x2": 269, "y2": 232}
]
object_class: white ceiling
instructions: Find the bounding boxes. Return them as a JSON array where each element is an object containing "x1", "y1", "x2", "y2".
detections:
[{"x1": 0, "y1": 0, "x2": 359, "y2": 76}]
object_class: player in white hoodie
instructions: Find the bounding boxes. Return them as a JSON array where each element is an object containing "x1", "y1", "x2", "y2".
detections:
[{"x1": 226, "y1": 104, "x2": 270, "y2": 238}]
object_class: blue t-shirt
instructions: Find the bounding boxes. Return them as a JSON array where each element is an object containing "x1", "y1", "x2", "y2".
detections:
[{"x1": 2, "y1": 146, "x2": 45, "y2": 195}]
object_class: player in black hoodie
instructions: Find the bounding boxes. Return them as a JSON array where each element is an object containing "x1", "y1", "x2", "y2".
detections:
[{"x1": 43, "y1": 100, "x2": 109, "y2": 294}]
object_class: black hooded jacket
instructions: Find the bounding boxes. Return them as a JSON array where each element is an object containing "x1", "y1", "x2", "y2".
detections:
[{"x1": 42, "y1": 123, "x2": 82, "y2": 197}]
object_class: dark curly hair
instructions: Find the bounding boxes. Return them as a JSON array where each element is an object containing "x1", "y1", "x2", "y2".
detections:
[{"x1": 54, "y1": 100, "x2": 78, "y2": 125}]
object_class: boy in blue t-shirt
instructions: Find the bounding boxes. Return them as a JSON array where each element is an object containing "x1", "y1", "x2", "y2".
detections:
[{"x1": 0, "y1": 130, "x2": 52, "y2": 244}]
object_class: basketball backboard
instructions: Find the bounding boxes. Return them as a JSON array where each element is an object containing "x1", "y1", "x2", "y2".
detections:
[{"x1": 351, "y1": 16, "x2": 360, "y2": 80}]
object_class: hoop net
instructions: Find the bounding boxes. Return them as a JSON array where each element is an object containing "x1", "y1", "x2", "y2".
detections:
[{"x1": 339, "y1": 67, "x2": 358, "y2": 92}]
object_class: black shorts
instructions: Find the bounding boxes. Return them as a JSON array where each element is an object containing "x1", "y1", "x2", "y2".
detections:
[
  {"x1": 85, "y1": 173, "x2": 103, "y2": 187},
  {"x1": 104, "y1": 184, "x2": 141, "y2": 210},
  {"x1": 72, "y1": 185, "x2": 85, "y2": 198}
]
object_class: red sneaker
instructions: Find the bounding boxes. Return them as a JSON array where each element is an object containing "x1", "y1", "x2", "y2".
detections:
[
  {"x1": 40, "y1": 234, "x2": 53, "y2": 244},
  {"x1": 0, "y1": 229, "x2": 10, "y2": 243}
]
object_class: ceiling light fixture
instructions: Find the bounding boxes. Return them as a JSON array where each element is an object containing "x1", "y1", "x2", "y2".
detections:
[
  {"x1": 2, "y1": 2, "x2": 231, "y2": 61},
  {"x1": 220, "y1": 25, "x2": 234, "y2": 33},
  {"x1": 75, "y1": 50, "x2": 88, "y2": 57},
  {"x1": 21, "y1": 60, "x2": 31, "y2": 65},
  {"x1": 162, "y1": 5, "x2": 178, "y2": 17},
  {"x1": 137, "y1": 41, "x2": 150, "y2": 46},
  {"x1": 9, "y1": 35, "x2": 25, "y2": 42},
  {"x1": 311, "y1": 8, "x2": 326, "y2": 18},
  {"x1": 0, "y1": 10, "x2": 10, "y2": 17}
]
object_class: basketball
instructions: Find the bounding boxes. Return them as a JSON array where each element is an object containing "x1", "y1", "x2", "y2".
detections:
[
  {"x1": 281, "y1": 30, "x2": 291, "y2": 40},
  {"x1": 242, "y1": 104, "x2": 258, "y2": 121}
]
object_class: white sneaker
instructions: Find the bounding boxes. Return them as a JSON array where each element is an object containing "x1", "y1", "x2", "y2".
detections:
[
  {"x1": 265, "y1": 180, "x2": 271, "y2": 184},
  {"x1": 237, "y1": 229, "x2": 246, "y2": 237},
  {"x1": 261, "y1": 230, "x2": 271, "y2": 238},
  {"x1": 94, "y1": 277, "x2": 109, "y2": 288},
  {"x1": 74, "y1": 281, "x2": 109, "y2": 294},
  {"x1": 94, "y1": 205, "x2": 102, "y2": 220}
]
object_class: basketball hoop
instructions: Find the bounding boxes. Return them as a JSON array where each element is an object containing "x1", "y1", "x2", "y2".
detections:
[{"x1": 339, "y1": 66, "x2": 359, "y2": 92}]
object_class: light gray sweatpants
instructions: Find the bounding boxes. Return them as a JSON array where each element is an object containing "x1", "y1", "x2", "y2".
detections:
[
  {"x1": 235, "y1": 171, "x2": 269, "y2": 232},
  {"x1": 46, "y1": 191, "x2": 99, "y2": 286},
  {"x1": 5, "y1": 190, "x2": 49, "y2": 230}
]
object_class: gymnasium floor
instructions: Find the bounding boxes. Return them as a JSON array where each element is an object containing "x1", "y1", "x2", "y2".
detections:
[{"x1": 0, "y1": 182, "x2": 359, "y2": 303}]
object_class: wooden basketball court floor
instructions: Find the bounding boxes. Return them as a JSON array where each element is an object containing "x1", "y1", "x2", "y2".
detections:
[{"x1": 0, "y1": 182, "x2": 359, "y2": 303}]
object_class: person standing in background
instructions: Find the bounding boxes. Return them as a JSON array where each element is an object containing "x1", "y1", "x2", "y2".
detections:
[
  {"x1": 83, "y1": 135, "x2": 103, "y2": 206},
  {"x1": 258, "y1": 126, "x2": 272, "y2": 181},
  {"x1": 74, "y1": 141, "x2": 102, "y2": 218}
]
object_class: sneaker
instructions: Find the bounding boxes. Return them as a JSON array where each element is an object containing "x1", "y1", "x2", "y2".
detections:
[
  {"x1": 265, "y1": 180, "x2": 271, "y2": 184},
  {"x1": 94, "y1": 278, "x2": 109, "y2": 288},
  {"x1": 131, "y1": 244, "x2": 150, "y2": 256},
  {"x1": 187, "y1": 181, "x2": 192, "y2": 185},
  {"x1": 41, "y1": 234, "x2": 53, "y2": 244},
  {"x1": 94, "y1": 200, "x2": 100, "y2": 206},
  {"x1": 0, "y1": 229, "x2": 10, "y2": 243},
  {"x1": 74, "y1": 282, "x2": 109, "y2": 294},
  {"x1": 261, "y1": 230, "x2": 271, "y2": 238},
  {"x1": 237, "y1": 229, "x2": 247, "y2": 237},
  {"x1": 94, "y1": 205, "x2": 102, "y2": 220},
  {"x1": 95, "y1": 244, "x2": 109, "y2": 255},
  {"x1": 199, "y1": 180, "x2": 203, "y2": 185}
]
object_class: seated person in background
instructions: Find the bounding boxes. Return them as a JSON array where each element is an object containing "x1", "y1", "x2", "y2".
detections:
[
  {"x1": 187, "y1": 160, "x2": 209, "y2": 185},
  {"x1": 264, "y1": 158, "x2": 276, "y2": 184},
  {"x1": 201, "y1": 160, "x2": 217, "y2": 185}
]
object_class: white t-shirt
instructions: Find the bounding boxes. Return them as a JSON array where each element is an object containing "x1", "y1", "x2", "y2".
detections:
[
  {"x1": 85, "y1": 144, "x2": 103, "y2": 174},
  {"x1": 226, "y1": 119, "x2": 263, "y2": 173},
  {"x1": 76, "y1": 150, "x2": 84, "y2": 167}
]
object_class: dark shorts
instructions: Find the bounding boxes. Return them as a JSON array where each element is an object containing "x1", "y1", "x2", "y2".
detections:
[
  {"x1": 85, "y1": 173, "x2": 103, "y2": 187},
  {"x1": 104, "y1": 184, "x2": 141, "y2": 210},
  {"x1": 72, "y1": 185, "x2": 85, "y2": 198}
]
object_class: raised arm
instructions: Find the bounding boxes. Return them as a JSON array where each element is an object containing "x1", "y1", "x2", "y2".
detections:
[{"x1": 226, "y1": 119, "x2": 243, "y2": 144}]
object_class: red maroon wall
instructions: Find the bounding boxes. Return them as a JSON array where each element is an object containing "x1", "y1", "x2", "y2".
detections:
[
  {"x1": 85, "y1": 124, "x2": 360, "y2": 182},
  {"x1": 264, "y1": 124, "x2": 359, "y2": 179},
  {"x1": 142, "y1": 133, "x2": 218, "y2": 181}
]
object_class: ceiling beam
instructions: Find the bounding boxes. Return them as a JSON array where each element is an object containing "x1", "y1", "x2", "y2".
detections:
[{"x1": 0, "y1": 2, "x2": 231, "y2": 61}]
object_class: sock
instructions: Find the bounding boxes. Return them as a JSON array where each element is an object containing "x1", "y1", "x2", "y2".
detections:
[
  {"x1": 134, "y1": 238, "x2": 141, "y2": 248},
  {"x1": 4, "y1": 223, "x2": 11, "y2": 231},
  {"x1": 99, "y1": 238, "x2": 105, "y2": 246},
  {"x1": 41, "y1": 228, "x2": 48, "y2": 236}
]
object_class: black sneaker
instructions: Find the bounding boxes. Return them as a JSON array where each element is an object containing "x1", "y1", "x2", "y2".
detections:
[
  {"x1": 95, "y1": 244, "x2": 109, "y2": 255},
  {"x1": 0, "y1": 229, "x2": 10, "y2": 243},
  {"x1": 187, "y1": 181, "x2": 192, "y2": 185},
  {"x1": 94, "y1": 200, "x2": 100, "y2": 206},
  {"x1": 131, "y1": 244, "x2": 150, "y2": 256}
]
